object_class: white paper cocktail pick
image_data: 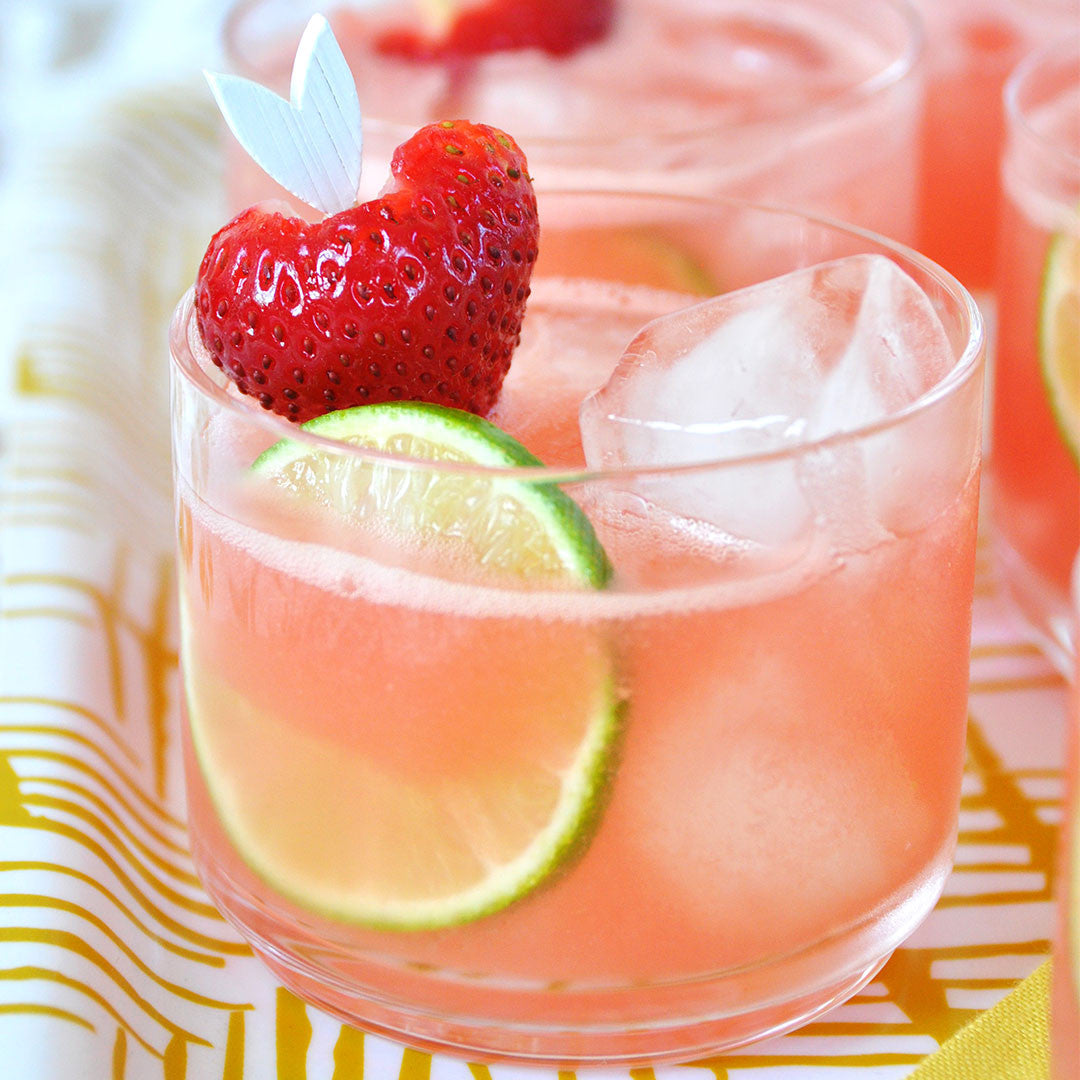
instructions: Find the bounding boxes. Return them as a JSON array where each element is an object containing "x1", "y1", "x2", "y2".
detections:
[{"x1": 205, "y1": 14, "x2": 363, "y2": 216}]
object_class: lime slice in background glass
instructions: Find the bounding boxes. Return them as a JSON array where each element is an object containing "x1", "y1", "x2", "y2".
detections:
[
  {"x1": 539, "y1": 228, "x2": 718, "y2": 297},
  {"x1": 1040, "y1": 228, "x2": 1080, "y2": 464}
]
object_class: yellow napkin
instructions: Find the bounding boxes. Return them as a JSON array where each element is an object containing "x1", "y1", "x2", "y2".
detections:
[{"x1": 909, "y1": 961, "x2": 1052, "y2": 1080}]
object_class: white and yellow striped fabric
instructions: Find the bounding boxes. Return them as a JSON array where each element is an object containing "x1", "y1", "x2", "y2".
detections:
[{"x1": 0, "y1": 86, "x2": 1066, "y2": 1079}]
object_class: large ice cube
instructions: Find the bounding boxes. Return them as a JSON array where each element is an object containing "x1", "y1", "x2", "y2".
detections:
[{"x1": 579, "y1": 254, "x2": 956, "y2": 547}]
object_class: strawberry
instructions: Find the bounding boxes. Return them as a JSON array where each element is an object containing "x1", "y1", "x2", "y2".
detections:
[
  {"x1": 195, "y1": 120, "x2": 538, "y2": 423},
  {"x1": 376, "y1": 0, "x2": 616, "y2": 61}
]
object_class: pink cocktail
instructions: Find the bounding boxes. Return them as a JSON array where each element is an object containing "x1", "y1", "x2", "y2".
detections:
[
  {"x1": 171, "y1": 192, "x2": 984, "y2": 1065},
  {"x1": 223, "y1": 0, "x2": 923, "y2": 241},
  {"x1": 991, "y1": 40, "x2": 1079, "y2": 672},
  {"x1": 911, "y1": 0, "x2": 1078, "y2": 293}
]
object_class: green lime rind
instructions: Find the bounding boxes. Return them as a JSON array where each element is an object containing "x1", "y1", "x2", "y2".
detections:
[
  {"x1": 638, "y1": 234, "x2": 720, "y2": 297},
  {"x1": 253, "y1": 402, "x2": 613, "y2": 588},
  {"x1": 183, "y1": 633, "x2": 622, "y2": 931},
  {"x1": 187, "y1": 401, "x2": 621, "y2": 930},
  {"x1": 1039, "y1": 228, "x2": 1079, "y2": 466}
]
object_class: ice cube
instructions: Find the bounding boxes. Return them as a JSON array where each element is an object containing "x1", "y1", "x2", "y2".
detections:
[
  {"x1": 614, "y1": 681, "x2": 936, "y2": 964},
  {"x1": 579, "y1": 254, "x2": 955, "y2": 547},
  {"x1": 804, "y1": 255, "x2": 955, "y2": 437}
]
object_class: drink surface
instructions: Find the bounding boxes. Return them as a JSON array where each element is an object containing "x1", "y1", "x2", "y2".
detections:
[
  {"x1": 226, "y1": 0, "x2": 919, "y2": 240},
  {"x1": 177, "y1": 276, "x2": 979, "y2": 1011},
  {"x1": 992, "y1": 74, "x2": 1079, "y2": 656}
]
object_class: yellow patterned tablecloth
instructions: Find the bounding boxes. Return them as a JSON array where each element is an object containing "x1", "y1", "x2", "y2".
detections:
[{"x1": 0, "y1": 86, "x2": 1066, "y2": 1079}]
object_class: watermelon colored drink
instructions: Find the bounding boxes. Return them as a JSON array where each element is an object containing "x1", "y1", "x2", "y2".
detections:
[
  {"x1": 910, "y1": 0, "x2": 1078, "y2": 293},
  {"x1": 991, "y1": 41, "x2": 1079, "y2": 673},
  {"x1": 172, "y1": 194, "x2": 984, "y2": 1064},
  {"x1": 223, "y1": 0, "x2": 923, "y2": 243}
]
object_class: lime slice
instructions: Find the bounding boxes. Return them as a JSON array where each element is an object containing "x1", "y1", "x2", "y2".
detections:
[
  {"x1": 539, "y1": 227, "x2": 718, "y2": 297},
  {"x1": 185, "y1": 402, "x2": 618, "y2": 930},
  {"x1": 253, "y1": 402, "x2": 612, "y2": 586},
  {"x1": 1040, "y1": 227, "x2": 1080, "y2": 464}
]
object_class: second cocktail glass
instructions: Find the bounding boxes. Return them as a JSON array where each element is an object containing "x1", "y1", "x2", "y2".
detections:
[
  {"x1": 1053, "y1": 561, "x2": 1080, "y2": 1078},
  {"x1": 992, "y1": 39, "x2": 1079, "y2": 673},
  {"x1": 223, "y1": 0, "x2": 924, "y2": 242},
  {"x1": 912, "y1": 0, "x2": 1078, "y2": 293}
]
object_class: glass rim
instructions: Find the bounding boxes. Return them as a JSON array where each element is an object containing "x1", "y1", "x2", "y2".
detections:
[
  {"x1": 1004, "y1": 36, "x2": 1080, "y2": 173},
  {"x1": 171, "y1": 189, "x2": 984, "y2": 486},
  {"x1": 222, "y1": 0, "x2": 924, "y2": 152},
  {"x1": 1010, "y1": 0, "x2": 1080, "y2": 20},
  {"x1": 1013, "y1": 0, "x2": 1080, "y2": 17}
]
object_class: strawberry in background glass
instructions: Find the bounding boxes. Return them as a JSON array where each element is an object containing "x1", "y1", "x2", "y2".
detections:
[{"x1": 223, "y1": 0, "x2": 924, "y2": 246}]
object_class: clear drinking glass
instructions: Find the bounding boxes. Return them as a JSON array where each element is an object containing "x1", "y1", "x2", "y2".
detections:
[
  {"x1": 910, "y1": 0, "x2": 1078, "y2": 294},
  {"x1": 171, "y1": 192, "x2": 985, "y2": 1066},
  {"x1": 222, "y1": 0, "x2": 924, "y2": 242},
  {"x1": 1053, "y1": 559, "x2": 1080, "y2": 1077},
  {"x1": 991, "y1": 39, "x2": 1079, "y2": 675}
]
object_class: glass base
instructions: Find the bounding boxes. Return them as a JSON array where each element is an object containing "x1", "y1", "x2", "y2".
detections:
[
  {"x1": 994, "y1": 533, "x2": 1076, "y2": 680},
  {"x1": 254, "y1": 945, "x2": 890, "y2": 1067},
  {"x1": 193, "y1": 835, "x2": 951, "y2": 1067}
]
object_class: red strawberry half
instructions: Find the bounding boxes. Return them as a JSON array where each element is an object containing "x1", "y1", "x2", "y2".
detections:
[
  {"x1": 376, "y1": 0, "x2": 616, "y2": 61},
  {"x1": 195, "y1": 120, "x2": 538, "y2": 423}
]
